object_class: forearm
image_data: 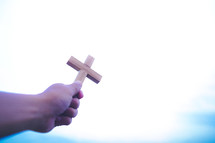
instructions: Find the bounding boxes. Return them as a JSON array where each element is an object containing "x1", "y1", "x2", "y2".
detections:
[{"x1": 0, "y1": 92, "x2": 41, "y2": 137}]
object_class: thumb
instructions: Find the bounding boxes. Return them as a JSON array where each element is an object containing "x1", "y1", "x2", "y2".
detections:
[{"x1": 67, "y1": 81, "x2": 82, "y2": 97}]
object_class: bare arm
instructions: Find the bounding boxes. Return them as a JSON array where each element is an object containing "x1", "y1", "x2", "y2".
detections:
[{"x1": 0, "y1": 82, "x2": 83, "y2": 138}]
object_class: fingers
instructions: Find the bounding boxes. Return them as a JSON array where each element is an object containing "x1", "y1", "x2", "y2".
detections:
[
  {"x1": 61, "y1": 108, "x2": 78, "y2": 118},
  {"x1": 56, "y1": 108, "x2": 78, "y2": 126},
  {"x1": 78, "y1": 90, "x2": 84, "y2": 99},
  {"x1": 54, "y1": 82, "x2": 84, "y2": 127},
  {"x1": 55, "y1": 116, "x2": 72, "y2": 126},
  {"x1": 67, "y1": 81, "x2": 82, "y2": 97},
  {"x1": 70, "y1": 98, "x2": 80, "y2": 109}
]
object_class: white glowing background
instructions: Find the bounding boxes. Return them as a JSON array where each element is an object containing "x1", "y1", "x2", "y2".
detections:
[{"x1": 1, "y1": 0, "x2": 215, "y2": 142}]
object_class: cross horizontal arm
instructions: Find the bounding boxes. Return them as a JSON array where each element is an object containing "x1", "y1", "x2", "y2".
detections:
[{"x1": 67, "y1": 56, "x2": 102, "y2": 83}]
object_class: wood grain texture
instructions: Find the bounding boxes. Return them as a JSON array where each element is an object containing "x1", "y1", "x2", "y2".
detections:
[{"x1": 67, "y1": 55, "x2": 102, "y2": 84}]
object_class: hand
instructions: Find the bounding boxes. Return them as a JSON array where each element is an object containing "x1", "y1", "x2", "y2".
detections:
[{"x1": 31, "y1": 81, "x2": 83, "y2": 132}]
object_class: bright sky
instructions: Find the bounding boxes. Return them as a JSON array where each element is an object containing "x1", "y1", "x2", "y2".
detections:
[{"x1": 1, "y1": 0, "x2": 215, "y2": 142}]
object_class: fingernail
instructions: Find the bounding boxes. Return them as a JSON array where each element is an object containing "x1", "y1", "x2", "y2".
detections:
[{"x1": 78, "y1": 90, "x2": 84, "y2": 99}]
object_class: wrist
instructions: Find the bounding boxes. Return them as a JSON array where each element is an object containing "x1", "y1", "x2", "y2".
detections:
[
  {"x1": 26, "y1": 95, "x2": 43, "y2": 131},
  {"x1": 29, "y1": 93, "x2": 56, "y2": 132}
]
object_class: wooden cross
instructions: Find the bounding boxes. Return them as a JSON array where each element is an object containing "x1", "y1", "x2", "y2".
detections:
[{"x1": 67, "y1": 55, "x2": 102, "y2": 84}]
